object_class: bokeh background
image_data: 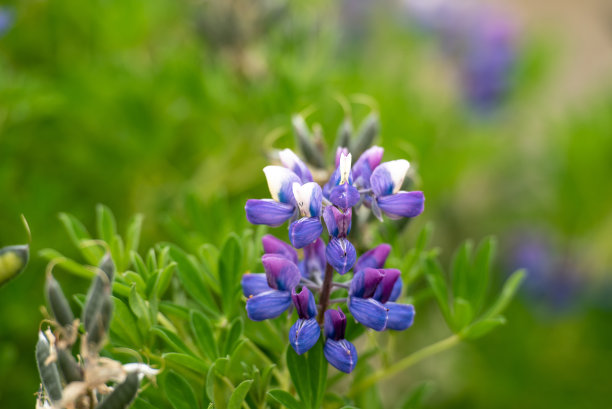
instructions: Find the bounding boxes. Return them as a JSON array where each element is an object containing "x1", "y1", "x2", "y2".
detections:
[{"x1": 1, "y1": 0, "x2": 611, "y2": 407}]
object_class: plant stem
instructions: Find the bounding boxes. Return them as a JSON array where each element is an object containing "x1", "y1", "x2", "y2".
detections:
[
  {"x1": 348, "y1": 334, "x2": 460, "y2": 396},
  {"x1": 332, "y1": 282, "x2": 350, "y2": 289},
  {"x1": 329, "y1": 298, "x2": 347, "y2": 304},
  {"x1": 317, "y1": 263, "x2": 335, "y2": 324}
]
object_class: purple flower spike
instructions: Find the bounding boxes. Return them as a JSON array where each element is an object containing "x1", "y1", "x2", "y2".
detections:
[
  {"x1": 370, "y1": 160, "x2": 410, "y2": 197},
  {"x1": 323, "y1": 206, "x2": 352, "y2": 238},
  {"x1": 246, "y1": 290, "x2": 293, "y2": 321},
  {"x1": 324, "y1": 308, "x2": 357, "y2": 373},
  {"x1": 352, "y1": 146, "x2": 384, "y2": 188},
  {"x1": 303, "y1": 238, "x2": 326, "y2": 278},
  {"x1": 289, "y1": 318, "x2": 321, "y2": 355},
  {"x1": 262, "y1": 255, "x2": 301, "y2": 291},
  {"x1": 330, "y1": 183, "x2": 360, "y2": 209},
  {"x1": 354, "y1": 244, "x2": 391, "y2": 273},
  {"x1": 262, "y1": 234, "x2": 298, "y2": 264},
  {"x1": 373, "y1": 269, "x2": 401, "y2": 304},
  {"x1": 377, "y1": 191, "x2": 425, "y2": 219},
  {"x1": 384, "y1": 303, "x2": 415, "y2": 331},
  {"x1": 292, "y1": 287, "x2": 317, "y2": 319},
  {"x1": 325, "y1": 238, "x2": 357, "y2": 275},
  {"x1": 279, "y1": 149, "x2": 313, "y2": 183},
  {"x1": 245, "y1": 199, "x2": 295, "y2": 227},
  {"x1": 289, "y1": 217, "x2": 324, "y2": 249},
  {"x1": 241, "y1": 273, "x2": 270, "y2": 297}
]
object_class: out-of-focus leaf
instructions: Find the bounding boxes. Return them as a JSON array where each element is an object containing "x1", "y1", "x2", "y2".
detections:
[
  {"x1": 125, "y1": 214, "x2": 144, "y2": 256},
  {"x1": 129, "y1": 285, "x2": 150, "y2": 336},
  {"x1": 58, "y1": 213, "x2": 103, "y2": 265},
  {"x1": 461, "y1": 316, "x2": 507, "y2": 339},
  {"x1": 451, "y1": 240, "x2": 472, "y2": 300},
  {"x1": 286, "y1": 346, "x2": 311, "y2": 407},
  {"x1": 451, "y1": 298, "x2": 473, "y2": 332},
  {"x1": 163, "y1": 352, "x2": 209, "y2": 374},
  {"x1": 96, "y1": 204, "x2": 117, "y2": 244},
  {"x1": 223, "y1": 316, "x2": 244, "y2": 356},
  {"x1": 163, "y1": 371, "x2": 199, "y2": 409},
  {"x1": 110, "y1": 296, "x2": 142, "y2": 346},
  {"x1": 401, "y1": 381, "x2": 434, "y2": 409},
  {"x1": 218, "y1": 233, "x2": 243, "y2": 318},
  {"x1": 267, "y1": 389, "x2": 304, "y2": 409},
  {"x1": 151, "y1": 326, "x2": 193, "y2": 356},
  {"x1": 155, "y1": 261, "x2": 176, "y2": 298},
  {"x1": 191, "y1": 310, "x2": 218, "y2": 361},
  {"x1": 469, "y1": 237, "x2": 497, "y2": 313},
  {"x1": 424, "y1": 258, "x2": 450, "y2": 324},
  {"x1": 228, "y1": 379, "x2": 254, "y2": 409},
  {"x1": 482, "y1": 269, "x2": 526, "y2": 320},
  {"x1": 307, "y1": 338, "x2": 327, "y2": 409},
  {"x1": 131, "y1": 251, "x2": 149, "y2": 278}
]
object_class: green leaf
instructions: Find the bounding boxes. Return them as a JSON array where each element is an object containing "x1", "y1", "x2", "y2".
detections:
[
  {"x1": 307, "y1": 338, "x2": 327, "y2": 409},
  {"x1": 124, "y1": 271, "x2": 146, "y2": 294},
  {"x1": 110, "y1": 234, "x2": 126, "y2": 272},
  {"x1": 483, "y1": 269, "x2": 526, "y2": 320},
  {"x1": 155, "y1": 261, "x2": 176, "y2": 298},
  {"x1": 424, "y1": 258, "x2": 450, "y2": 324},
  {"x1": 228, "y1": 379, "x2": 254, "y2": 409},
  {"x1": 469, "y1": 237, "x2": 497, "y2": 313},
  {"x1": 223, "y1": 316, "x2": 244, "y2": 356},
  {"x1": 461, "y1": 316, "x2": 507, "y2": 339},
  {"x1": 131, "y1": 251, "x2": 149, "y2": 278},
  {"x1": 96, "y1": 204, "x2": 117, "y2": 244},
  {"x1": 450, "y1": 240, "x2": 472, "y2": 300},
  {"x1": 218, "y1": 233, "x2": 243, "y2": 318},
  {"x1": 191, "y1": 310, "x2": 219, "y2": 361},
  {"x1": 267, "y1": 389, "x2": 304, "y2": 409},
  {"x1": 163, "y1": 371, "x2": 199, "y2": 409},
  {"x1": 131, "y1": 398, "x2": 159, "y2": 409},
  {"x1": 286, "y1": 346, "x2": 311, "y2": 407},
  {"x1": 125, "y1": 214, "x2": 144, "y2": 256},
  {"x1": 168, "y1": 244, "x2": 218, "y2": 315},
  {"x1": 206, "y1": 357, "x2": 230, "y2": 402},
  {"x1": 129, "y1": 285, "x2": 151, "y2": 335},
  {"x1": 401, "y1": 381, "x2": 434, "y2": 409},
  {"x1": 109, "y1": 296, "x2": 142, "y2": 346},
  {"x1": 151, "y1": 326, "x2": 194, "y2": 355},
  {"x1": 163, "y1": 352, "x2": 209, "y2": 374},
  {"x1": 58, "y1": 213, "x2": 103, "y2": 265},
  {"x1": 451, "y1": 298, "x2": 473, "y2": 332}
]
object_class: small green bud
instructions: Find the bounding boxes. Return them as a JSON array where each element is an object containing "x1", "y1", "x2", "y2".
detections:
[{"x1": 0, "y1": 244, "x2": 29, "y2": 287}]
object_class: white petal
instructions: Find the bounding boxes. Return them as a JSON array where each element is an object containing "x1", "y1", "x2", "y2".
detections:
[
  {"x1": 292, "y1": 182, "x2": 318, "y2": 217},
  {"x1": 279, "y1": 149, "x2": 300, "y2": 169},
  {"x1": 384, "y1": 160, "x2": 410, "y2": 194},
  {"x1": 263, "y1": 166, "x2": 297, "y2": 202},
  {"x1": 339, "y1": 153, "x2": 352, "y2": 184}
]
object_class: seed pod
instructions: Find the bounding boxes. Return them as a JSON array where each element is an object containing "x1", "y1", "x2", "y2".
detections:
[
  {"x1": 57, "y1": 348, "x2": 83, "y2": 384},
  {"x1": 334, "y1": 117, "x2": 353, "y2": 152},
  {"x1": 86, "y1": 294, "x2": 113, "y2": 349},
  {"x1": 35, "y1": 332, "x2": 62, "y2": 403},
  {"x1": 96, "y1": 372, "x2": 139, "y2": 409},
  {"x1": 292, "y1": 115, "x2": 325, "y2": 168},
  {"x1": 83, "y1": 254, "x2": 114, "y2": 333},
  {"x1": 352, "y1": 113, "x2": 380, "y2": 159},
  {"x1": 0, "y1": 244, "x2": 29, "y2": 287},
  {"x1": 99, "y1": 253, "x2": 115, "y2": 282},
  {"x1": 45, "y1": 274, "x2": 74, "y2": 328}
]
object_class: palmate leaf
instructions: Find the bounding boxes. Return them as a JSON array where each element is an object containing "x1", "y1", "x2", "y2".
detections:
[{"x1": 163, "y1": 371, "x2": 199, "y2": 409}]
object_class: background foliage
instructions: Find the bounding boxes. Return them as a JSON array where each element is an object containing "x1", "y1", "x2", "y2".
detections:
[{"x1": 1, "y1": 0, "x2": 611, "y2": 408}]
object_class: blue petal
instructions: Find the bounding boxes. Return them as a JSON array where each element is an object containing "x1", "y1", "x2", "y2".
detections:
[
  {"x1": 289, "y1": 318, "x2": 321, "y2": 355},
  {"x1": 245, "y1": 199, "x2": 295, "y2": 227},
  {"x1": 324, "y1": 339, "x2": 358, "y2": 373},
  {"x1": 261, "y1": 255, "x2": 301, "y2": 291},
  {"x1": 263, "y1": 166, "x2": 301, "y2": 204},
  {"x1": 354, "y1": 244, "x2": 391, "y2": 273},
  {"x1": 370, "y1": 160, "x2": 410, "y2": 197},
  {"x1": 279, "y1": 149, "x2": 313, "y2": 183},
  {"x1": 289, "y1": 217, "x2": 323, "y2": 249},
  {"x1": 241, "y1": 273, "x2": 270, "y2": 297},
  {"x1": 385, "y1": 302, "x2": 415, "y2": 331},
  {"x1": 377, "y1": 191, "x2": 425, "y2": 219},
  {"x1": 291, "y1": 287, "x2": 317, "y2": 319},
  {"x1": 262, "y1": 234, "x2": 298, "y2": 264},
  {"x1": 325, "y1": 238, "x2": 356, "y2": 275},
  {"x1": 372, "y1": 269, "x2": 401, "y2": 304},
  {"x1": 389, "y1": 277, "x2": 402, "y2": 302},
  {"x1": 323, "y1": 206, "x2": 352, "y2": 238},
  {"x1": 329, "y1": 184, "x2": 360, "y2": 210},
  {"x1": 348, "y1": 297, "x2": 388, "y2": 331},
  {"x1": 246, "y1": 290, "x2": 292, "y2": 321},
  {"x1": 349, "y1": 268, "x2": 384, "y2": 299},
  {"x1": 303, "y1": 238, "x2": 326, "y2": 279},
  {"x1": 352, "y1": 146, "x2": 384, "y2": 189}
]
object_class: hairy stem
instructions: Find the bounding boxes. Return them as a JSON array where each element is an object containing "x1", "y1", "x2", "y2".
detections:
[
  {"x1": 317, "y1": 263, "x2": 335, "y2": 324},
  {"x1": 348, "y1": 334, "x2": 461, "y2": 396}
]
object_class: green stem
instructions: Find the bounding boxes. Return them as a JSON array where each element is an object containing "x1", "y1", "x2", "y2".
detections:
[
  {"x1": 348, "y1": 334, "x2": 460, "y2": 396},
  {"x1": 244, "y1": 339, "x2": 286, "y2": 389}
]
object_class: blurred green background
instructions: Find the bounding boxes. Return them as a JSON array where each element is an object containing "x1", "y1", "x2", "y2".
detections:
[{"x1": 1, "y1": 0, "x2": 611, "y2": 407}]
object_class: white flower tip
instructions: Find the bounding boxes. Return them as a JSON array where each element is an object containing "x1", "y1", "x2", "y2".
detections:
[
  {"x1": 387, "y1": 160, "x2": 410, "y2": 194},
  {"x1": 278, "y1": 149, "x2": 298, "y2": 167},
  {"x1": 339, "y1": 153, "x2": 352, "y2": 184}
]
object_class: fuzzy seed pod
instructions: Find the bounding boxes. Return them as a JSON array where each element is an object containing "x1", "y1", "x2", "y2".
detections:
[
  {"x1": 46, "y1": 275, "x2": 74, "y2": 328},
  {"x1": 95, "y1": 372, "x2": 139, "y2": 409},
  {"x1": 292, "y1": 115, "x2": 325, "y2": 168},
  {"x1": 57, "y1": 348, "x2": 83, "y2": 384},
  {"x1": 352, "y1": 113, "x2": 379, "y2": 159},
  {"x1": 86, "y1": 295, "x2": 113, "y2": 348},
  {"x1": 99, "y1": 253, "x2": 115, "y2": 282},
  {"x1": 83, "y1": 254, "x2": 114, "y2": 335},
  {"x1": 335, "y1": 117, "x2": 353, "y2": 152},
  {"x1": 35, "y1": 332, "x2": 62, "y2": 403}
]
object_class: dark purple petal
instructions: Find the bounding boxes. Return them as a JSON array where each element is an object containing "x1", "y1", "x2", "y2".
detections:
[
  {"x1": 329, "y1": 184, "x2": 360, "y2": 210},
  {"x1": 279, "y1": 149, "x2": 313, "y2": 183},
  {"x1": 370, "y1": 160, "x2": 410, "y2": 197},
  {"x1": 324, "y1": 307, "x2": 346, "y2": 340},
  {"x1": 324, "y1": 339, "x2": 357, "y2": 373},
  {"x1": 288, "y1": 217, "x2": 323, "y2": 249},
  {"x1": 384, "y1": 303, "x2": 415, "y2": 331},
  {"x1": 303, "y1": 238, "x2": 326, "y2": 278},
  {"x1": 241, "y1": 273, "x2": 270, "y2": 297},
  {"x1": 245, "y1": 199, "x2": 295, "y2": 227},
  {"x1": 350, "y1": 268, "x2": 384, "y2": 299},
  {"x1": 373, "y1": 269, "x2": 401, "y2": 304},
  {"x1": 354, "y1": 244, "x2": 391, "y2": 272},
  {"x1": 263, "y1": 166, "x2": 301, "y2": 204},
  {"x1": 323, "y1": 206, "x2": 352, "y2": 238},
  {"x1": 325, "y1": 238, "x2": 356, "y2": 275},
  {"x1": 352, "y1": 146, "x2": 384, "y2": 188},
  {"x1": 347, "y1": 297, "x2": 388, "y2": 331},
  {"x1": 377, "y1": 191, "x2": 425, "y2": 219},
  {"x1": 246, "y1": 290, "x2": 292, "y2": 321},
  {"x1": 262, "y1": 234, "x2": 298, "y2": 264},
  {"x1": 289, "y1": 318, "x2": 321, "y2": 355},
  {"x1": 262, "y1": 255, "x2": 301, "y2": 291},
  {"x1": 291, "y1": 287, "x2": 317, "y2": 319},
  {"x1": 389, "y1": 277, "x2": 402, "y2": 302}
]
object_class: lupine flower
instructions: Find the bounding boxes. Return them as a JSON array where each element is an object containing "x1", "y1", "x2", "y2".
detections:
[
  {"x1": 289, "y1": 287, "x2": 321, "y2": 354},
  {"x1": 243, "y1": 123, "x2": 424, "y2": 371},
  {"x1": 323, "y1": 308, "x2": 358, "y2": 373}
]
